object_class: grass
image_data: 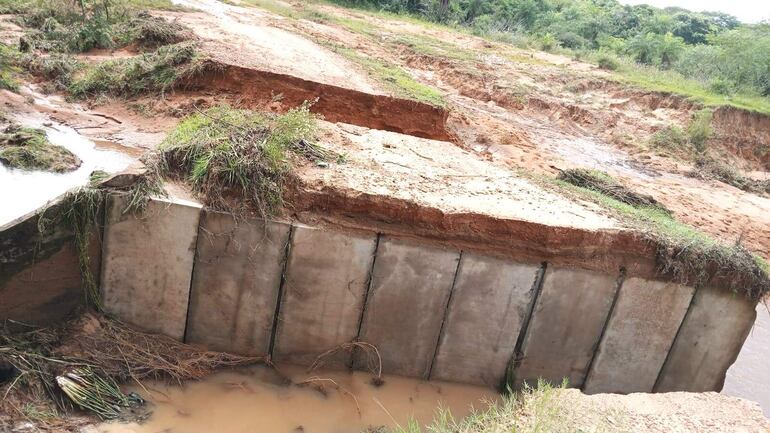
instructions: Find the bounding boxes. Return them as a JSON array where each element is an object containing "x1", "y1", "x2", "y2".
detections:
[
  {"x1": 392, "y1": 379, "x2": 619, "y2": 433},
  {"x1": 0, "y1": 124, "x2": 81, "y2": 172},
  {"x1": 323, "y1": 43, "x2": 446, "y2": 107},
  {"x1": 611, "y1": 60, "x2": 770, "y2": 116},
  {"x1": 157, "y1": 104, "x2": 336, "y2": 217},
  {"x1": 68, "y1": 41, "x2": 202, "y2": 99},
  {"x1": 14, "y1": 1, "x2": 191, "y2": 54},
  {"x1": 648, "y1": 109, "x2": 713, "y2": 159},
  {"x1": 554, "y1": 170, "x2": 769, "y2": 300},
  {"x1": 0, "y1": 43, "x2": 20, "y2": 91},
  {"x1": 19, "y1": 52, "x2": 82, "y2": 90}
]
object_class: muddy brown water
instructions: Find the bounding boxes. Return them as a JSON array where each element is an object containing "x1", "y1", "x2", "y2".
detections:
[{"x1": 97, "y1": 365, "x2": 498, "y2": 433}]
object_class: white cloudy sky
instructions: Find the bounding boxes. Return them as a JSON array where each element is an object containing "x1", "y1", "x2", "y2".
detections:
[{"x1": 618, "y1": 0, "x2": 770, "y2": 24}]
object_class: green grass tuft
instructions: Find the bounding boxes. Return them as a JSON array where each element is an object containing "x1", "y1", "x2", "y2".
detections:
[
  {"x1": 0, "y1": 124, "x2": 81, "y2": 172},
  {"x1": 68, "y1": 41, "x2": 201, "y2": 99},
  {"x1": 157, "y1": 104, "x2": 336, "y2": 217}
]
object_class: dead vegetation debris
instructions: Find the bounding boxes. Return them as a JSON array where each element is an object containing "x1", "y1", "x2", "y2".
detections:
[
  {"x1": 556, "y1": 168, "x2": 670, "y2": 213},
  {"x1": 689, "y1": 157, "x2": 770, "y2": 195},
  {"x1": 0, "y1": 313, "x2": 261, "y2": 431}
]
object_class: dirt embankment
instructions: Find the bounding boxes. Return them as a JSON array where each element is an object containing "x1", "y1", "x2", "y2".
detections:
[
  {"x1": 183, "y1": 62, "x2": 456, "y2": 142},
  {"x1": 712, "y1": 107, "x2": 770, "y2": 170}
]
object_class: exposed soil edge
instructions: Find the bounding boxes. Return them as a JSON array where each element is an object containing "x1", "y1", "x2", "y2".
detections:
[
  {"x1": 284, "y1": 178, "x2": 660, "y2": 279},
  {"x1": 181, "y1": 60, "x2": 458, "y2": 143},
  {"x1": 712, "y1": 106, "x2": 770, "y2": 170},
  {"x1": 286, "y1": 178, "x2": 766, "y2": 300}
]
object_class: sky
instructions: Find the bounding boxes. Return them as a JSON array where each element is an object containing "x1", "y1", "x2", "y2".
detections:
[{"x1": 618, "y1": 0, "x2": 770, "y2": 24}]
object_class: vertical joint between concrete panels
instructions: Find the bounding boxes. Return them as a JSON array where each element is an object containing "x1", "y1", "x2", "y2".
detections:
[
  {"x1": 181, "y1": 217, "x2": 206, "y2": 344},
  {"x1": 583, "y1": 267, "x2": 627, "y2": 390},
  {"x1": 506, "y1": 261, "x2": 547, "y2": 390},
  {"x1": 267, "y1": 224, "x2": 295, "y2": 359},
  {"x1": 350, "y1": 233, "x2": 382, "y2": 369},
  {"x1": 427, "y1": 250, "x2": 464, "y2": 380},
  {"x1": 652, "y1": 283, "x2": 699, "y2": 392}
]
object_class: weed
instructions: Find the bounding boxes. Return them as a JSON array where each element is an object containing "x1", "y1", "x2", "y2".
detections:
[
  {"x1": 157, "y1": 104, "x2": 334, "y2": 217},
  {"x1": 596, "y1": 53, "x2": 620, "y2": 71},
  {"x1": 37, "y1": 185, "x2": 104, "y2": 309},
  {"x1": 649, "y1": 125, "x2": 688, "y2": 155},
  {"x1": 0, "y1": 124, "x2": 81, "y2": 172},
  {"x1": 68, "y1": 41, "x2": 201, "y2": 98},
  {"x1": 393, "y1": 379, "x2": 607, "y2": 433},
  {"x1": 0, "y1": 43, "x2": 20, "y2": 91},
  {"x1": 687, "y1": 108, "x2": 713, "y2": 152}
]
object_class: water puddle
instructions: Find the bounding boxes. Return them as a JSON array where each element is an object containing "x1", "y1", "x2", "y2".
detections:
[
  {"x1": 0, "y1": 121, "x2": 133, "y2": 227},
  {"x1": 98, "y1": 365, "x2": 498, "y2": 433}
]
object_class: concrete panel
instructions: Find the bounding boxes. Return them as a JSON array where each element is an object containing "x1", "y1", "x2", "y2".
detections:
[
  {"x1": 101, "y1": 194, "x2": 201, "y2": 340},
  {"x1": 584, "y1": 278, "x2": 694, "y2": 394},
  {"x1": 356, "y1": 237, "x2": 460, "y2": 378},
  {"x1": 655, "y1": 286, "x2": 757, "y2": 392},
  {"x1": 185, "y1": 211, "x2": 290, "y2": 355},
  {"x1": 273, "y1": 225, "x2": 377, "y2": 366},
  {"x1": 431, "y1": 254, "x2": 538, "y2": 386},
  {"x1": 513, "y1": 267, "x2": 617, "y2": 389}
]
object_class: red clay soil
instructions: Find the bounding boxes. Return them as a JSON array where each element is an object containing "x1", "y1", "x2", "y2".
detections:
[{"x1": 183, "y1": 61, "x2": 456, "y2": 142}]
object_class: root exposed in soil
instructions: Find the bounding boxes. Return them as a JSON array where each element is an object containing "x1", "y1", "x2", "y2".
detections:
[{"x1": 0, "y1": 313, "x2": 261, "y2": 431}]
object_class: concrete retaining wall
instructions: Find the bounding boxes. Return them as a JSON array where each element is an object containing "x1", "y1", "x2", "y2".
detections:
[
  {"x1": 583, "y1": 278, "x2": 694, "y2": 394},
  {"x1": 185, "y1": 211, "x2": 290, "y2": 355},
  {"x1": 655, "y1": 286, "x2": 757, "y2": 392},
  {"x1": 101, "y1": 194, "x2": 201, "y2": 340},
  {"x1": 2, "y1": 195, "x2": 752, "y2": 393},
  {"x1": 0, "y1": 199, "x2": 101, "y2": 328},
  {"x1": 273, "y1": 225, "x2": 377, "y2": 367}
]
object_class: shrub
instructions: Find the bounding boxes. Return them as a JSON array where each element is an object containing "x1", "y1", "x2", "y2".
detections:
[
  {"x1": 596, "y1": 53, "x2": 620, "y2": 71},
  {"x1": 687, "y1": 109, "x2": 712, "y2": 152},
  {"x1": 649, "y1": 124, "x2": 687, "y2": 152}
]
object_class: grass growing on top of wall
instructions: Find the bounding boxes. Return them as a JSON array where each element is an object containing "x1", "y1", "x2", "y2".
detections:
[
  {"x1": 556, "y1": 169, "x2": 769, "y2": 300},
  {"x1": 0, "y1": 123, "x2": 80, "y2": 173},
  {"x1": 157, "y1": 104, "x2": 339, "y2": 217}
]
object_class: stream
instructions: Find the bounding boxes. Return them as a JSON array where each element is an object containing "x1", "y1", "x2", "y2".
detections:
[{"x1": 0, "y1": 120, "x2": 133, "y2": 227}]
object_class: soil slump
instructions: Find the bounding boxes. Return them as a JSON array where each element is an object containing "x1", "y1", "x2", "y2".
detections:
[{"x1": 98, "y1": 365, "x2": 498, "y2": 433}]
